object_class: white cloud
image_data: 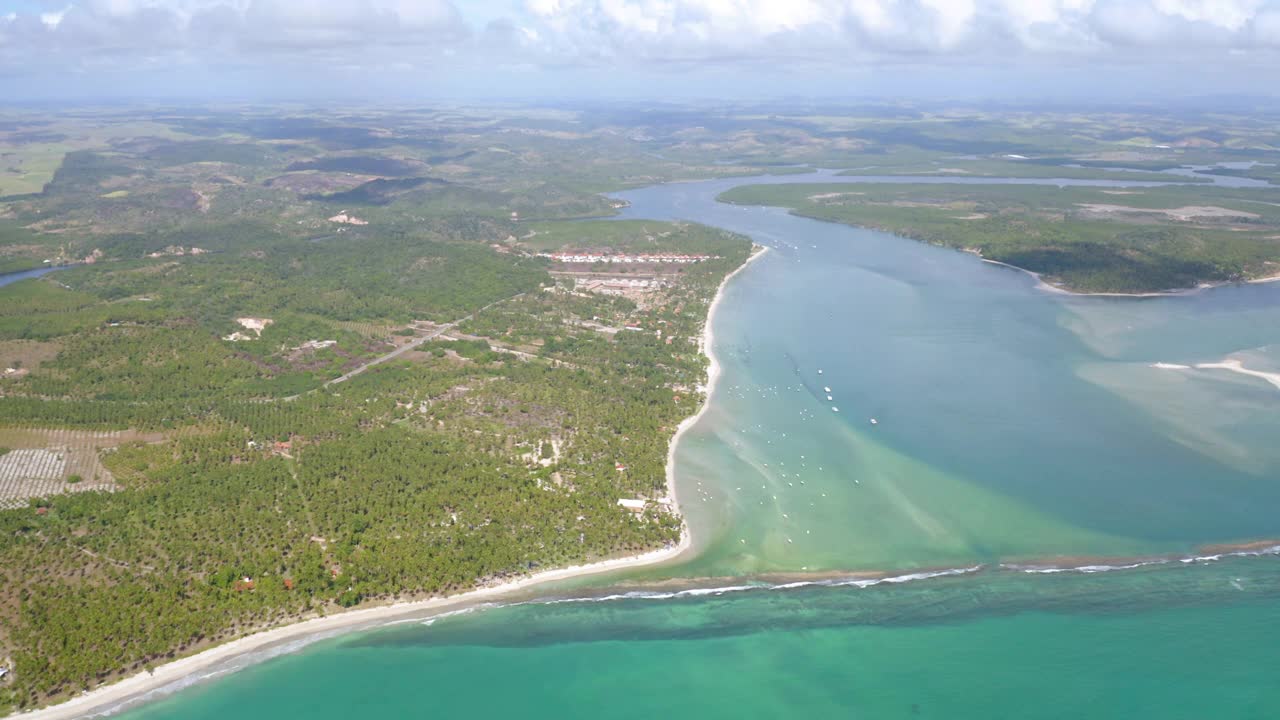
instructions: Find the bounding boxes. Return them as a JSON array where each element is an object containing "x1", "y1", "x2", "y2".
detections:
[
  {"x1": 1, "y1": 0, "x2": 1278, "y2": 80},
  {"x1": 515, "y1": 0, "x2": 1280, "y2": 59},
  {"x1": 0, "y1": 0, "x2": 468, "y2": 69}
]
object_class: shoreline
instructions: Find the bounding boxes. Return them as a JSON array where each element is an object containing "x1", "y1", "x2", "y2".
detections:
[
  {"x1": 979, "y1": 256, "x2": 1280, "y2": 298},
  {"x1": 741, "y1": 201, "x2": 1275, "y2": 299},
  {"x1": 713, "y1": 200, "x2": 1212, "y2": 299},
  {"x1": 13, "y1": 241, "x2": 768, "y2": 720},
  {"x1": 14, "y1": 546, "x2": 690, "y2": 720},
  {"x1": 978, "y1": 257, "x2": 1206, "y2": 298},
  {"x1": 664, "y1": 243, "x2": 770, "y2": 556}
]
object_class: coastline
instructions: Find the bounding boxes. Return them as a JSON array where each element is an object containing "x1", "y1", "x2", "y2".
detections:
[
  {"x1": 977, "y1": 256, "x2": 1208, "y2": 298},
  {"x1": 746, "y1": 202, "x2": 1274, "y2": 299},
  {"x1": 980, "y1": 256, "x2": 1280, "y2": 298},
  {"x1": 789, "y1": 208, "x2": 1216, "y2": 298},
  {"x1": 12, "y1": 545, "x2": 689, "y2": 720},
  {"x1": 664, "y1": 243, "x2": 770, "y2": 556},
  {"x1": 13, "y1": 241, "x2": 767, "y2": 720},
  {"x1": 24, "y1": 227, "x2": 1276, "y2": 718},
  {"x1": 695, "y1": 242, "x2": 771, "y2": 409}
]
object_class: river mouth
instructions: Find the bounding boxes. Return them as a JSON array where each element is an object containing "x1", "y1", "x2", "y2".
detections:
[
  {"x1": 45, "y1": 169, "x2": 1280, "y2": 719},
  {"x1": 603, "y1": 171, "x2": 1280, "y2": 580}
]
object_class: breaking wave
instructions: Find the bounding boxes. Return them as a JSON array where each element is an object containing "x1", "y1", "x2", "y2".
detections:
[{"x1": 1002, "y1": 544, "x2": 1280, "y2": 575}]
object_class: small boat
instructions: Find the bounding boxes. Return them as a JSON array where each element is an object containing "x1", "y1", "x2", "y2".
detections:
[
  {"x1": 832, "y1": 406, "x2": 840, "y2": 412},
  {"x1": 869, "y1": 418, "x2": 878, "y2": 425},
  {"x1": 823, "y1": 386, "x2": 831, "y2": 393},
  {"x1": 818, "y1": 369, "x2": 823, "y2": 375},
  {"x1": 826, "y1": 395, "x2": 833, "y2": 401}
]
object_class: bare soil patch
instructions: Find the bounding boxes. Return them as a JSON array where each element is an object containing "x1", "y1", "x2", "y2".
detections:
[
  {"x1": 0, "y1": 339, "x2": 62, "y2": 373},
  {"x1": 1076, "y1": 203, "x2": 1261, "y2": 222},
  {"x1": 807, "y1": 191, "x2": 865, "y2": 202}
]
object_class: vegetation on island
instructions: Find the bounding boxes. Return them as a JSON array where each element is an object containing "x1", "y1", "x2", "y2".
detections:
[{"x1": 718, "y1": 182, "x2": 1280, "y2": 293}]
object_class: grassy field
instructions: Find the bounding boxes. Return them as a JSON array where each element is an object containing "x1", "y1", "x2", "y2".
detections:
[{"x1": 0, "y1": 143, "x2": 70, "y2": 196}]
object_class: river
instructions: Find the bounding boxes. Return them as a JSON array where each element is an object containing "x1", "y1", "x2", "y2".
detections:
[
  {"x1": 108, "y1": 172, "x2": 1280, "y2": 718},
  {"x1": 0, "y1": 265, "x2": 68, "y2": 288}
]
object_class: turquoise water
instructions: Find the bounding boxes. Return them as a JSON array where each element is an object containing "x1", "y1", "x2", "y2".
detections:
[
  {"x1": 632, "y1": 176, "x2": 1280, "y2": 575},
  {"x1": 122, "y1": 557, "x2": 1280, "y2": 719},
  {"x1": 112, "y1": 174, "x2": 1280, "y2": 718}
]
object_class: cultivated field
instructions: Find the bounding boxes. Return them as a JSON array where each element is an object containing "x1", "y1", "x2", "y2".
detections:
[{"x1": 0, "y1": 428, "x2": 161, "y2": 509}]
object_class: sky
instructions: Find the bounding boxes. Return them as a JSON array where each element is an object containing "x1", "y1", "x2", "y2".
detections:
[{"x1": 1, "y1": 0, "x2": 1279, "y2": 102}]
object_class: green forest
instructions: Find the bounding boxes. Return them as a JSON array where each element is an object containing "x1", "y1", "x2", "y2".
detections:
[
  {"x1": 0, "y1": 222, "x2": 748, "y2": 709},
  {"x1": 0, "y1": 122, "x2": 751, "y2": 710}
]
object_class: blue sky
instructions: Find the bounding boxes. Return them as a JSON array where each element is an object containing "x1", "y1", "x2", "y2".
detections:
[{"x1": 1, "y1": 0, "x2": 1278, "y2": 101}]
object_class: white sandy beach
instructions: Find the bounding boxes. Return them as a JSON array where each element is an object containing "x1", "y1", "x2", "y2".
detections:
[
  {"x1": 15, "y1": 544, "x2": 689, "y2": 720},
  {"x1": 667, "y1": 243, "x2": 770, "y2": 555},
  {"x1": 15, "y1": 245, "x2": 769, "y2": 720}
]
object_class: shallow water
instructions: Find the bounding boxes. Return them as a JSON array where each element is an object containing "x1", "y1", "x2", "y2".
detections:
[
  {"x1": 619, "y1": 177, "x2": 1280, "y2": 576},
  {"x1": 112, "y1": 173, "x2": 1280, "y2": 718}
]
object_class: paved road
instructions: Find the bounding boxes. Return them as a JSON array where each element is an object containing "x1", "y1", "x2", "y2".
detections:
[{"x1": 323, "y1": 292, "x2": 525, "y2": 388}]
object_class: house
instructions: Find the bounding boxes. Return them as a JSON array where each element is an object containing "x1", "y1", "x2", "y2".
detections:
[
  {"x1": 616, "y1": 498, "x2": 646, "y2": 513},
  {"x1": 541, "y1": 252, "x2": 717, "y2": 264},
  {"x1": 328, "y1": 212, "x2": 369, "y2": 225}
]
